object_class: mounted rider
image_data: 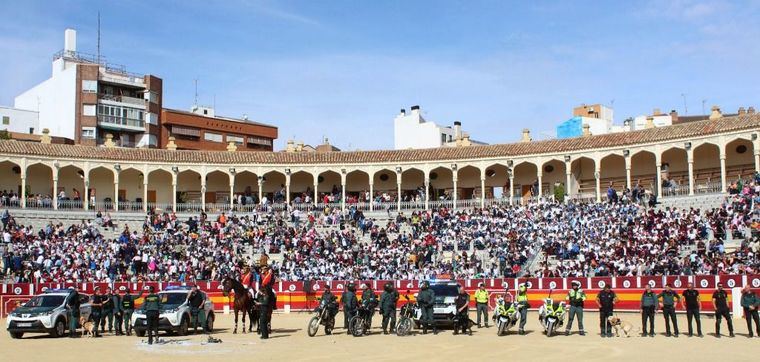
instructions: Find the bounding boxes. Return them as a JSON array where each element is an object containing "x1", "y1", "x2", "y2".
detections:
[{"x1": 241, "y1": 265, "x2": 257, "y2": 299}]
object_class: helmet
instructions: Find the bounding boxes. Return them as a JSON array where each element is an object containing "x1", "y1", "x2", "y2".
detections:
[
  {"x1": 421, "y1": 281, "x2": 430, "y2": 289},
  {"x1": 347, "y1": 284, "x2": 356, "y2": 292},
  {"x1": 384, "y1": 283, "x2": 393, "y2": 292},
  {"x1": 571, "y1": 281, "x2": 581, "y2": 288},
  {"x1": 518, "y1": 283, "x2": 527, "y2": 292}
]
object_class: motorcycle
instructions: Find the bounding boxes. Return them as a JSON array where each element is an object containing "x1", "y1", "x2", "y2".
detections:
[
  {"x1": 396, "y1": 293, "x2": 421, "y2": 336},
  {"x1": 349, "y1": 299, "x2": 378, "y2": 337},
  {"x1": 537, "y1": 294, "x2": 566, "y2": 337},
  {"x1": 492, "y1": 296, "x2": 521, "y2": 336},
  {"x1": 307, "y1": 298, "x2": 336, "y2": 337}
]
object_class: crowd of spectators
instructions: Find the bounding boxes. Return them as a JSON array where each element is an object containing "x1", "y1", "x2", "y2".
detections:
[{"x1": 1, "y1": 175, "x2": 759, "y2": 284}]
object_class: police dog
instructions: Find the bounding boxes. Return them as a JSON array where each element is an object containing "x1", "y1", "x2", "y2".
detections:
[
  {"x1": 80, "y1": 317, "x2": 96, "y2": 338},
  {"x1": 608, "y1": 316, "x2": 634, "y2": 337},
  {"x1": 451, "y1": 313, "x2": 476, "y2": 336}
]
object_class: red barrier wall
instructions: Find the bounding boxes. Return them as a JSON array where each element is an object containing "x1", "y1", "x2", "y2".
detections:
[{"x1": 2, "y1": 275, "x2": 759, "y2": 316}]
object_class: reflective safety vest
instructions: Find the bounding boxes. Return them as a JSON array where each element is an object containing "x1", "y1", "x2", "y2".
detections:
[{"x1": 516, "y1": 292, "x2": 528, "y2": 302}]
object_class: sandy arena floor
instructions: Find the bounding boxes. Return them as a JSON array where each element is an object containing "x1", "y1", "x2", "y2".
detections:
[{"x1": 2, "y1": 311, "x2": 759, "y2": 361}]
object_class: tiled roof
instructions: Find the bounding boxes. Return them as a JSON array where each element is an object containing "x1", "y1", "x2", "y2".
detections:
[{"x1": 1, "y1": 114, "x2": 758, "y2": 165}]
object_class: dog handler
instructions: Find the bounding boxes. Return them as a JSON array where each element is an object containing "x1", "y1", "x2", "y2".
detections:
[
  {"x1": 67, "y1": 286, "x2": 82, "y2": 338},
  {"x1": 596, "y1": 285, "x2": 618, "y2": 338},
  {"x1": 565, "y1": 281, "x2": 586, "y2": 336}
]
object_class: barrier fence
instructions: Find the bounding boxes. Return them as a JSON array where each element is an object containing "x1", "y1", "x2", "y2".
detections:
[{"x1": 2, "y1": 275, "x2": 759, "y2": 317}]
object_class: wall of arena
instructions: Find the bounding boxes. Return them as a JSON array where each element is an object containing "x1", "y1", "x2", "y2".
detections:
[{"x1": 2, "y1": 276, "x2": 758, "y2": 317}]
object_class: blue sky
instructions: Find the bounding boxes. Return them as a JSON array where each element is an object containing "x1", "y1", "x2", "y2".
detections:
[{"x1": 1, "y1": 0, "x2": 759, "y2": 150}]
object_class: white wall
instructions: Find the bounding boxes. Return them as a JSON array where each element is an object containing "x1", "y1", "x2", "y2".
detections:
[
  {"x1": 14, "y1": 58, "x2": 77, "y2": 139},
  {"x1": 632, "y1": 114, "x2": 672, "y2": 130},
  {"x1": 393, "y1": 109, "x2": 458, "y2": 150},
  {"x1": 582, "y1": 117, "x2": 612, "y2": 136},
  {"x1": 0, "y1": 106, "x2": 39, "y2": 134}
]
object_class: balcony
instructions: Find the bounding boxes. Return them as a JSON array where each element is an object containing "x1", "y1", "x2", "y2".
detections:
[
  {"x1": 97, "y1": 114, "x2": 145, "y2": 132},
  {"x1": 99, "y1": 93, "x2": 146, "y2": 107}
]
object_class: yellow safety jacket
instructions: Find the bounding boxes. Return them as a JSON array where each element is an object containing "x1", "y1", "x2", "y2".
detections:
[{"x1": 474, "y1": 289, "x2": 489, "y2": 304}]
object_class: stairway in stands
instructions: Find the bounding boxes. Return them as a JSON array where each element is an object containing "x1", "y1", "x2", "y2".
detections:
[{"x1": 657, "y1": 193, "x2": 726, "y2": 211}]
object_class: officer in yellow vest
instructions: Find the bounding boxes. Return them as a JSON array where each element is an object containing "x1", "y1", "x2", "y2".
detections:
[
  {"x1": 515, "y1": 284, "x2": 529, "y2": 335},
  {"x1": 565, "y1": 281, "x2": 586, "y2": 336},
  {"x1": 474, "y1": 283, "x2": 490, "y2": 328}
]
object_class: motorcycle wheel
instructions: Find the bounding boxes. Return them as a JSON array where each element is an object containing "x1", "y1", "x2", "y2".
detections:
[
  {"x1": 396, "y1": 317, "x2": 412, "y2": 336},
  {"x1": 546, "y1": 320, "x2": 555, "y2": 337},
  {"x1": 349, "y1": 316, "x2": 364, "y2": 337},
  {"x1": 307, "y1": 316, "x2": 321, "y2": 337}
]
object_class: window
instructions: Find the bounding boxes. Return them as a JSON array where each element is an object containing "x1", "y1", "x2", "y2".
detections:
[
  {"x1": 2, "y1": 116, "x2": 8, "y2": 125},
  {"x1": 83, "y1": 104, "x2": 96, "y2": 116},
  {"x1": 81, "y1": 127, "x2": 96, "y2": 139},
  {"x1": 226, "y1": 135, "x2": 244, "y2": 144},
  {"x1": 82, "y1": 80, "x2": 98, "y2": 93},
  {"x1": 144, "y1": 91, "x2": 159, "y2": 104},
  {"x1": 441, "y1": 133, "x2": 447, "y2": 144},
  {"x1": 204, "y1": 132, "x2": 222, "y2": 142},
  {"x1": 145, "y1": 112, "x2": 158, "y2": 125}
]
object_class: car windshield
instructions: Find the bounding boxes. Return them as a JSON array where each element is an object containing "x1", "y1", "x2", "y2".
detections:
[
  {"x1": 159, "y1": 292, "x2": 188, "y2": 305},
  {"x1": 430, "y1": 284, "x2": 458, "y2": 297},
  {"x1": 24, "y1": 295, "x2": 66, "y2": 308}
]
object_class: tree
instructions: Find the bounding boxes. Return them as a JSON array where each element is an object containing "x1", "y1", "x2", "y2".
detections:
[{"x1": 553, "y1": 184, "x2": 565, "y2": 203}]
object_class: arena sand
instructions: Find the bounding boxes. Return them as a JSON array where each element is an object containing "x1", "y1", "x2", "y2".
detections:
[{"x1": 2, "y1": 311, "x2": 759, "y2": 361}]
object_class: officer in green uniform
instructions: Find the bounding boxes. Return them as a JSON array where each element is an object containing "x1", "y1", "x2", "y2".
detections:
[
  {"x1": 66, "y1": 287, "x2": 81, "y2": 338},
  {"x1": 186, "y1": 284, "x2": 206, "y2": 334},
  {"x1": 416, "y1": 281, "x2": 437, "y2": 334},
  {"x1": 340, "y1": 284, "x2": 358, "y2": 329},
  {"x1": 142, "y1": 286, "x2": 162, "y2": 345},
  {"x1": 640, "y1": 284, "x2": 658, "y2": 337},
  {"x1": 101, "y1": 287, "x2": 115, "y2": 334},
  {"x1": 360, "y1": 285, "x2": 378, "y2": 330},
  {"x1": 120, "y1": 285, "x2": 145, "y2": 336},
  {"x1": 658, "y1": 284, "x2": 681, "y2": 337},
  {"x1": 565, "y1": 281, "x2": 586, "y2": 336},
  {"x1": 515, "y1": 284, "x2": 529, "y2": 335},
  {"x1": 379, "y1": 283, "x2": 398, "y2": 334},
  {"x1": 740, "y1": 285, "x2": 760, "y2": 337},
  {"x1": 256, "y1": 288, "x2": 271, "y2": 339}
]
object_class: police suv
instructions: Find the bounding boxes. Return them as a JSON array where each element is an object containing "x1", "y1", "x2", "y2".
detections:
[
  {"x1": 6, "y1": 289, "x2": 91, "y2": 339},
  {"x1": 131, "y1": 286, "x2": 214, "y2": 336},
  {"x1": 412, "y1": 280, "x2": 459, "y2": 327}
]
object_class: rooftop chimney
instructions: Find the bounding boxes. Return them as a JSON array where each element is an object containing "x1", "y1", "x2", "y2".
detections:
[
  {"x1": 286, "y1": 139, "x2": 296, "y2": 153},
  {"x1": 521, "y1": 128, "x2": 532, "y2": 142},
  {"x1": 64, "y1": 29, "x2": 77, "y2": 55},
  {"x1": 645, "y1": 116, "x2": 655, "y2": 129},
  {"x1": 410, "y1": 105, "x2": 420, "y2": 115},
  {"x1": 653, "y1": 108, "x2": 661, "y2": 116},
  {"x1": 582, "y1": 123, "x2": 591, "y2": 136},
  {"x1": 738, "y1": 107, "x2": 746, "y2": 115},
  {"x1": 669, "y1": 110, "x2": 678, "y2": 123},
  {"x1": 453, "y1": 121, "x2": 462, "y2": 140},
  {"x1": 709, "y1": 105, "x2": 722, "y2": 120},
  {"x1": 748, "y1": 106, "x2": 756, "y2": 114},
  {"x1": 399, "y1": 108, "x2": 406, "y2": 116}
]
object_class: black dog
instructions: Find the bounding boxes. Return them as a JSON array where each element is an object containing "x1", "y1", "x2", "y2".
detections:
[{"x1": 451, "y1": 312, "x2": 475, "y2": 336}]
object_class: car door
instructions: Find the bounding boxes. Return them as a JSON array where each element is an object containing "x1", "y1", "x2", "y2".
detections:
[
  {"x1": 202, "y1": 292, "x2": 213, "y2": 317},
  {"x1": 79, "y1": 294, "x2": 92, "y2": 321}
]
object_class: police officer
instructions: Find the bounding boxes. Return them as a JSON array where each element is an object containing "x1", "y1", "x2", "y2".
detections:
[
  {"x1": 740, "y1": 285, "x2": 760, "y2": 338},
  {"x1": 187, "y1": 284, "x2": 206, "y2": 334},
  {"x1": 379, "y1": 283, "x2": 398, "y2": 334},
  {"x1": 596, "y1": 285, "x2": 618, "y2": 338},
  {"x1": 341, "y1": 284, "x2": 358, "y2": 329},
  {"x1": 143, "y1": 286, "x2": 162, "y2": 345},
  {"x1": 712, "y1": 283, "x2": 734, "y2": 338},
  {"x1": 681, "y1": 282, "x2": 702, "y2": 337},
  {"x1": 112, "y1": 288, "x2": 124, "y2": 335},
  {"x1": 256, "y1": 287, "x2": 271, "y2": 339},
  {"x1": 658, "y1": 284, "x2": 680, "y2": 337},
  {"x1": 640, "y1": 284, "x2": 658, "y2": 337},
  {"x1": 454, "y1": 285, "x2": 470, "y2": 335},
  {"x1": 120, "y1": 285, "x2": 145, "y2": 336},
  {"x1": 515, "y1": 284, "x2": 529, "y2": 335},
  {"x1": 67, "y1": 286, "x2": 81, "y2": 338},
  {"x1": 89, "y1": 286, "x2": 107, "y2": 338},
  {"x1": 101, "y1": 287, "x2": 115, "y2": 334},
  {"x1": 321, "y1": 286, "x2": 339, "y2": 320},
  {"x1": 417, "y1": 281, "x2": 437, "y2": 334},
  {"x1": 565, "y1": 281, "x2": 586, "y2": 336},
  {"x1": 474, "y1": 283, "x2": 489, "y2": 328},
  {"x1": 361, "y1": 285, "x2": 378, "y2": 330}
]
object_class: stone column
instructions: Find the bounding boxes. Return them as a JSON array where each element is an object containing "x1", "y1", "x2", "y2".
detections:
[
  {"x1": 452, "y1": 176, "x2": 458, "y2": 209},
  {"x1": 564, "y1": 171, "x2": 571, "y2": 204},
  {"x1": 480, "y1": 176, "x2": 486, "y2": 208},
  {"x1": 509, "y1": 174, "x2": 515, "y2": 205},
  {"x1": 396, "y1": 178, "x2": 402, "y2": 212},
  {"x1": 258, "y1": 178, "x2": 264, "y2": 205},
  {"x1": 595, "y1": 166, "x2": 601, "y2": 203},
  {"x1": 83, "y1": 176, "x2": 89, "y2": 211},
  {"x1": 424, "y1": 174, "x2": 430, "y2": 210},
  {"x1": 313, "y1": 180, "x2": 319, "y2": 206},
  {"x1": 687, "y1": 150, "x2": 695, "y2": 195},
  {"x1": 201, "y1": 178, "x2": 207, "y2": 211},
  {"x1": 143, "y1": 179, "x2": 149, "y2": 213},
  {"x1": 114, "y1": 178, "x2": 119, "y2": 212},
  {"x1": 656, "y1": 163, "x2": 663, "y2": 199},
  {"x1": 229, "y1": 182, "x2": 235, "y2": 210},
  {"x1": 624, "y1": 156, "x2": 632, "y2": 191},
  {"x1": 52, "y1": 177, "x2": 59, "y2": 210},
  {"x1": 341, "y1": 172, "x2": 346, "y2": 212},
  {"x1": 720, "y1": 151, "x2": 727, "y2": 193},
  {"x1": 537, "y1": 169, "x2": 543, "y2": 199},
  {"x1": 20, "y1": 176, "x2": 26, "y2": 208},
  {"x1": 285, "y1": 173, "x2": 291, "y2": 206},
  {"x1": 171, "y1": 181, "x2": 177, "y2": 212},
  {"x1": 369, "y1": 182, "x2": 374, "y2": 211}
]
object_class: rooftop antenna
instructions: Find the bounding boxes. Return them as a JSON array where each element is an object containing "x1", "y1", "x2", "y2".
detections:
[
  {"x1": 681, "y1": 93, "x2": 688, "y2": 116},
  {"x1": 701, "y1": 99, "x2": 707, "y2": 116},
  {"x1": 213, "y1": 94, "x2": 216, "y2": 110},
  {"x1": 97, "y1": 11, "x2": 101, "y2": 64},
  {"x1": 193, "y1": 78, "x2": 198, "y2": 106}
]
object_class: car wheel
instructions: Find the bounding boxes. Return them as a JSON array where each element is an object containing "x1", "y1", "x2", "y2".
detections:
[
  {"x1": 50, "y1": 318, "x2": 66, "y2": 338},
  {"x1": 206, "y1": 313, "x2": 215, "y2": 332},
  {"x1": 9, "y1": 332, "x2": 24, "y2": 339},
  {"x1": 177, "y1": 316, "x2": 189, "y2": 336}
]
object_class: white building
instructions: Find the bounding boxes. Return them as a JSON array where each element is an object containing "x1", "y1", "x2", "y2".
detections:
[
  {"x1": 393, "y1": 105, "x2": 482, "y2": 149},
  {"x1": 0, "y1": 106, "x2": 39, "y2": 135},
  {"x1": 632, "y1": 109, "x2": 673, "y2": 130}
]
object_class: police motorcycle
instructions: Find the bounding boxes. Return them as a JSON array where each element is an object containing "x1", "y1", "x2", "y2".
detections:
[
  {"x1": 537, "y1": 290, "x2": 566, "y2": 337},
  {"x1": 307, "y1": 297, "x2": 337, "y2": 337},
  {"x1": 349, "y1": 296, "x2": 378, "y2": 337},
  {"x1": 395, "y1": 291, "x2": 421, "y2": 336},
  {"x1": 492, "y1": 293, "x2": 520, "y2": 336}
]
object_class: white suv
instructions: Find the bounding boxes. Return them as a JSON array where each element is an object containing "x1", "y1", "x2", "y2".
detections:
[
  {"x1": 131, "y1": 286, "x2": 214, "y2": 336},
  {"x1": 6, "y1": 289, "x2": 92, "y2": 339}
]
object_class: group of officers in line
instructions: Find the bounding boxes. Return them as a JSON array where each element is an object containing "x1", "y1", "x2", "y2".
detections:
[
  {"x1": 63, "y1": 284, "x2": 210, "y2": 344},
  {"x1": 318, "y1": 280, "x2": 760, "y2": 338}
]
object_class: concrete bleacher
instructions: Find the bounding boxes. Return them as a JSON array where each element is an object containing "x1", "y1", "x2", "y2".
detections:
[{"x1": 657, "y1": 193, "x2": 726, "y2": 211}]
